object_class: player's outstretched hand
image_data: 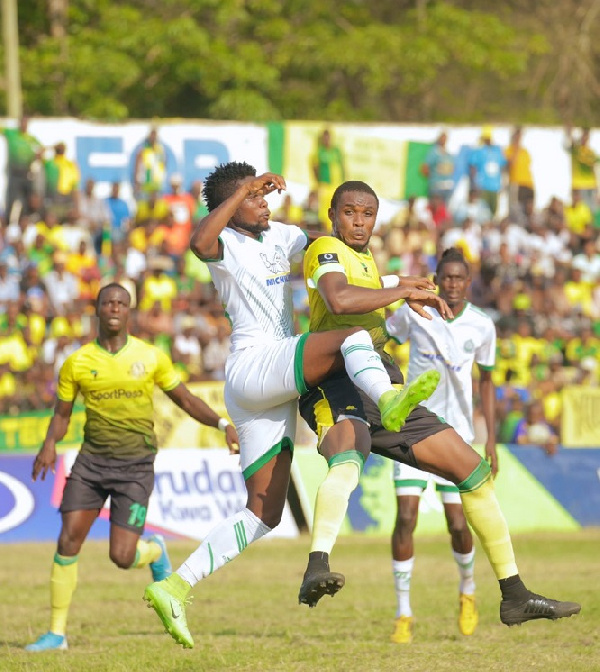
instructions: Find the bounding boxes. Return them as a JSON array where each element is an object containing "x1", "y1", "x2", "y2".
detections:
[
  {"x1": 398, "y1": 275, "x2": 436, "y2": 292},
  {"x1": 32, "y1": 444, "x2": 57, "y2": 482},
  {"x1": 246, "y1": 172, "x2": 286, "y2": 198},
  {"x1": 406, "y1": 289, "x2": 453, "y2": 321},
  {"x1": 225, "y1": 425, "x2": 240, "y2": 455}
]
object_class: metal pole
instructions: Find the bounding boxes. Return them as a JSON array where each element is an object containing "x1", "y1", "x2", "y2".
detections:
[{"x1": 2, "y1": 0, "x2": 22, "y2": 119}]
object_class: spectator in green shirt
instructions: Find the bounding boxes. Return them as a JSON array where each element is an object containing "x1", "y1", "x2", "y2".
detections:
[{"x1": 2, "y1": 116, "x2": 43, "y2": 222}]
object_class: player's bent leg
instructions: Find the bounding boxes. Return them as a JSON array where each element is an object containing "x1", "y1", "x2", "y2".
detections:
[
  {"x1": 144, "y1": 453, "x2": 289, "y2": 647},
  {"x1": 414, "y1": 431, "x2": 581, "y2": 626},
  {"x1": 458, "y1": 460, "x2": 581, "y2": 626},
  {"x1": 303, "y1": 329, "x2": 436, "y2": 431}
]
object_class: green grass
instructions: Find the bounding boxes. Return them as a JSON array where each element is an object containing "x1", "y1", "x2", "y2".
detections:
[{"x1": 1, "y1": 531, "x2": 598, "y2": 672}]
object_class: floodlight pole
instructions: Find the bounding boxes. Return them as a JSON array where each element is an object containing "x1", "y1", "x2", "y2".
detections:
[{"x1": 2, "y1": 0, "x2": 22, "y2": 119}]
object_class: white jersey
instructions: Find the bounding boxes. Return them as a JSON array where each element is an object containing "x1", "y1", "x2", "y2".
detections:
[
  {"x1": 386, "y1": 301, "x2": 496, "y2": 444},
  {"x1": 207, "y1": 222, "x2": 308, "y2": 353}
]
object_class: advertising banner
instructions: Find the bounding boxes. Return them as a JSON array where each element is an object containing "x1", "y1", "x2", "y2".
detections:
[
  {"x1": 292, "y1": 444, "x2": 583, "y2": 536},
  {"x1": 561, "y1": 386, "x2": 600, "y2": 448},
  {"x1": 0, "y1": 449, "x2": 298, "y2": 543},
  {"x1": 1, "y1": 117, "x2": 270, "y2": 207},
  {"x1": 0, "y1": 407, "x2": 85, "y2": 454}
]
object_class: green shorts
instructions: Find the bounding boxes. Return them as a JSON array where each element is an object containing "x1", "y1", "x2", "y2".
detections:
[{"x1": 60, "y1": 452, "x2": 155, "y2": 535}]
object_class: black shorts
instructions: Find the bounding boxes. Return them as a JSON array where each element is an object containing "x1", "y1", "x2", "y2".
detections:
[
  {"x1": 299, "y1": 360, "x2": 450, "y2": 469},
  {"x1": 60, "y1": 452, "x2": 155, "y2": 535}
]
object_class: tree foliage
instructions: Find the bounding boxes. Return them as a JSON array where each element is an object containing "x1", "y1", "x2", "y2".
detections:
[{"x1": 3, "y1": 0, "x2": 599, "y2": 124}]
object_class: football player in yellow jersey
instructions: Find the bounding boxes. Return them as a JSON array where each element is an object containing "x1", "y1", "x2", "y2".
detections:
[
  {"x1": 25, "y1": 283, "x2": 239, "y2": 652},
  {"x1": 297, "y1": 181, "x2": 581, "y2": 630}
]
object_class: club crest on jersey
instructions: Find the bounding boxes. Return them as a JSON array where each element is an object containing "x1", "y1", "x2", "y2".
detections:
[
  {"x1": 317, "y1": 252, "x2": 339, "y2": 265},
  {"x1": 464, "y1": 339, "x2": 474, "y2": 353},
  {"x1": 129, "y1": 361, "x2": 146, "y2": 379},
  {"x1": 260, "y1": 245, "x2": 288, "y2": 274}
]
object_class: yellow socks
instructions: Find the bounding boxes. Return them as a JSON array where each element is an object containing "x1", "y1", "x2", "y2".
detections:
[
  {"x1": 132, "y1": 538, "x2": 162, "y2": 569},
  {"x1": 50, "y1": 553, "x2": 78, "y2": 636},
  {"x1": 310, "y1": 452, "x2": 364, "y2": 555},
  {"x1": 459, "y1": 459, "x2": 518, "y2": 580}
]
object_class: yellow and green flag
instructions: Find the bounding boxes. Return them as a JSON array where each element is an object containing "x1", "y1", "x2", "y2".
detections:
[{"x1": 268, "y1": 121, "x2": 430, "y2": 200}]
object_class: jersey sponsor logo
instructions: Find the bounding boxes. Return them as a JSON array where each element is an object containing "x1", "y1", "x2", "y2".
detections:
[
  {"x1": 89, "y1": 388, "x2": 143, "y2": 401},
  {"x1": 129, "y1": 361, "x2": 146, "y2": 379},
  {"x1": 260, "y1": 245, "x2": 287, "y2": 273},
  {"x1": 266, "y1": 274, "x2": 291, "y2": 286},
  {"x1": 317, "y1": 252, "x2": 339, "y2": 265},
  {"x1": 422, "y1": 352, "x2": 463, "y2": 372}
]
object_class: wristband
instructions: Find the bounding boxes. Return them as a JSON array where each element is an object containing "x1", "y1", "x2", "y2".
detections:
[
  {"x1": 218, "y1": 417, "x2": 230, "y2": 433},
  {"x1": 381, "y1": 274, "x2": 400, "y2": 289}
]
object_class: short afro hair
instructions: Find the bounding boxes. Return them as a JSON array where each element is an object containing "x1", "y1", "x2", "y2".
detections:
[
  {"x1": 202, "y1": 161, "x2": 256, "y2": 212},
  {"x1": 436, "y1": 247, "x2": 470, "y2": 276},
  {"x1": 330, "y1": 181, "x2": 379, "y2": 211}
]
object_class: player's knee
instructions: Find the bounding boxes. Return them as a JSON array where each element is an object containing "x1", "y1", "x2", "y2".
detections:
[
  {"x1": 246, "y1": 499, "x2": 283, "y2": 529},
  {"x1": 109, "y1": 547, "x2": 136, "y2": 569},
  {"x1": 446, "y1": 513, "x2": 470, "y2": 540},
  {"x1": 394, "y1": 505, "x2": 418, "y2": 535},
  {"x1": 57, "y1": 531, "x2": 84, "y2": 557}
]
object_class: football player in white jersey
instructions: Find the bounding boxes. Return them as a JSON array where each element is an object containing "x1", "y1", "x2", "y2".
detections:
[
  {"x1": 385, "y1": 247, "x2": 498, "y2": 643},
  {"x1": 143, "y1": 162, "x2": 449, "y2": 648}
]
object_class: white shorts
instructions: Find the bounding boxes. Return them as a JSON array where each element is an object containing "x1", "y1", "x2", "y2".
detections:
[
  {"x1": 392, "y1": 461, "x2": 461, "y2": 504},
  {"x1": 224, "y1": 335, "x2": 309, "y2": 479}
]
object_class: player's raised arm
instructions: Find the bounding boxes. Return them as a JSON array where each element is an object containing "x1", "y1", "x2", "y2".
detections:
[{"x1": 190, "y1": 170, "x2": 286, "y2": 260}]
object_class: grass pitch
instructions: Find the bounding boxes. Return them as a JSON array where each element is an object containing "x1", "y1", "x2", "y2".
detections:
[{"x1": 1, "y1": 531, "x2": 598, "y2": 672}]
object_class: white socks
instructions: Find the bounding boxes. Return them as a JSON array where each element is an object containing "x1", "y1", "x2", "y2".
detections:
[
  {"x1": 341, "y1": 331, "x2": 395, "y2": 402},
  {"x1": 392, "y1": 557, "x2": 415, "y2": 618},
  {"x1": 453, "y1": 549, "x2": 476, "y2": 595},
  {"x1": 177, "y1": 508, "x2": 271, "y2": 588}
]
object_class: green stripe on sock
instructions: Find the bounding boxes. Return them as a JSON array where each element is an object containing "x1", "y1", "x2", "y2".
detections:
[
  {"x1": 234, "y1": 521, "x2": 247, "y2": 552},
  {"x1": 208, "y1": 543, "x2": 214, "y2": 575},
  {"x1": 352, "y1": 366, "x2": 385, "y2": 378},
  {"x1": 343, "y1": 344, "x2": 374, "y2": 355},
  {"x1": 54, "y1": 553, "x2": 79, "y2": 566},
  {"x1": 328, "y1": 449, "x2": 365, "y2": 474},
  {"x1": 457, "y1": 458, "x2": 491, "y2": 493}
]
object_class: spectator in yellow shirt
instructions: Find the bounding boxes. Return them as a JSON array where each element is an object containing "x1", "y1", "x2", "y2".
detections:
[
  {"x1": 139, "y1": 256, "x2": 177, "y2": 312},
  {"x1": 505, "y1": 127, "x2": 534, "y2": 220},
  {"x1": 564, "y1": 190, "x2": 593, "y2": 238}
]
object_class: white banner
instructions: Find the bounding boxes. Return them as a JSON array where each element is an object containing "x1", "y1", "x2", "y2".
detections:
[
  {"x1": 0, "y1": 117, "x2": 270, "y2": 208},
  {"x1": 63, "y1": 448, "x2": 299, "y2": 540}
]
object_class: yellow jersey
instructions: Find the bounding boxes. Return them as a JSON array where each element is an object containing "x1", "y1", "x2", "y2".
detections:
[
  {"x1": 58, "y1": 335, "x2": 180, "y2": 459},
  {"x1": 304, "y1": 236, "x2": 388, "y2": 350}
]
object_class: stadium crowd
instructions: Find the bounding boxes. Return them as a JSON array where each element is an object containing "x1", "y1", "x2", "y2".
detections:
[{"x1": 1, "y1": 121, "x2": 599, "y2": 448}]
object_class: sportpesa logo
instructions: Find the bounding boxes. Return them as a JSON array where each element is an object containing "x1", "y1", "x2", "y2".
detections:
[{"x1": 90, "y1": 389, "x2": 143, "y2": 400}]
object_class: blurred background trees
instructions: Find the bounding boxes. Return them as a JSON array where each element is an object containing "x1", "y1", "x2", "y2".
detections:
[{"x1": 5, "y1": 0, "x2": 600, "y2": 125}]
